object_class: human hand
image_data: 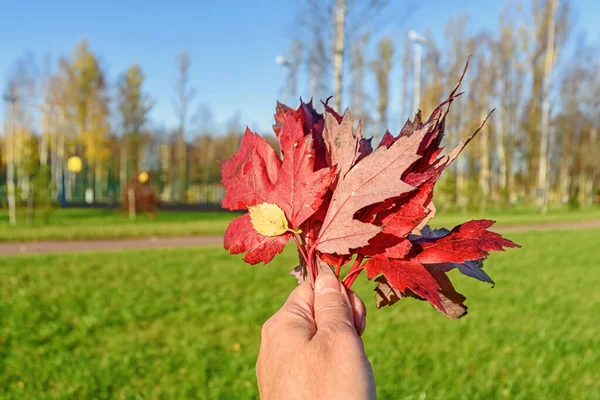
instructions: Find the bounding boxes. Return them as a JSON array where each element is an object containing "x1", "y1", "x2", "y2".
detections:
[{"x1": 256, "y1": 269, "x2": 376, "y2": 400}]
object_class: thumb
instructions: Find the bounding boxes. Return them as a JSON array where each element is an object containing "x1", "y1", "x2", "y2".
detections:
[{"x1": 313, "y1": 269, "x2": 356, "y2": 335}]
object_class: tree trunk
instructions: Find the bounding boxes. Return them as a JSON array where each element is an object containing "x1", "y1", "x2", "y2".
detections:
[
  {"x1": 120, "y1": 146, "x2": 128, "y2": 199},
  {"x1": 95, "y1": 164, "x2": 103, "y2": 203},
  {"x1": 495, "y1": 114, "x2": 507, "y2": 203},
  {"x1": 584, "y1": 127, "x2": 597, "y2": 206},
  {"x1": 536, "y1": 0, "x2": 558, "y2": 214},
  {"x1": 558, "y1": 159, "x2": 569, "y2": 205},
  {"x1": 479, "y1": 112, "x2": 490, "y2": 210},
  {"x1": 332, "y1": 0, "x2": 346, "y2": 111},
  {"x1": 87, "y1": 160, "x2": 94, "y2": 203},
  {"x1": 6, "y1": 104, "x2": 17, "y2": 226},
  {"x1": 454, "y1": 108, "x2": 467, "y2": 212}
]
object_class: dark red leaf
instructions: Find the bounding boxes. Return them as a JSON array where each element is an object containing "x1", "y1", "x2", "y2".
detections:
[
  {"x1": 322, "y1": 97, "x2": 343, "y2": 123},
  {"x1": 416, "y1": 219, "x2": 521, "y2": 264},
  {"x1": 374, "y1": 271, "x2": 467, "y2": 319},
  {"x1": 365, "y1": 258, "x2": 443, "y2": 311}
]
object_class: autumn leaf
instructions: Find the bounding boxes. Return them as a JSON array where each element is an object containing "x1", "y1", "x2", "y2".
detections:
[
  {"x1": 268, "y1": 114, "x2": 335, "y2": 229},
  {"x1": 365, "y1": 258, "x2": 443, "y2": 311},
  {"x1": 374, "y1": 271, "x2": 468, "y2": 319},
  {"x1": 221, "y1": 128, "x2": 281, "y2": 210},
  {"x1": 373, "y1": 180, "x2": 435, "y2": 238},
  {"x1": 273, "y1": 100, "x2": 328, "y2": 170},
  {"x1": 323, "y1": 112, "x2": 361, "y2": 179},
  {"x1": 290, "y1": 264, "x2": 309, "y2": 285},
  {"x1": 426, "y1": 259, "x2": 494, "y2": 286},
  {"x1": 316, "y1": 118, "x2": 434, "y2": 255},
  {"x1": 416, "y1": 219, "x2": 520, "y2": 265},
  {"x1": 248, "y1": 203, "x2": 289, "y2": 237}
]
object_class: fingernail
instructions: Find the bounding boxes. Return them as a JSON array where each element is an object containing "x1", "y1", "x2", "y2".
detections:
[
  {"x1": 358, "y1": 314, "x2": 366, "y2": 336},
  {"x1": 315, "y1": 274, "x2": 341, "y2": 295}
]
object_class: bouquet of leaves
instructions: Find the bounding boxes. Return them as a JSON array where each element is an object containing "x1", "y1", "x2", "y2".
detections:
[{"x1": 221, "y1": 66, "x2": 519, "y2": 319}]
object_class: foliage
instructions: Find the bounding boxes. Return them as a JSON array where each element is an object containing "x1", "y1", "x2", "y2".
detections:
[{"x1": 222, "y1": 76, "x2": 519, "y2": 318}]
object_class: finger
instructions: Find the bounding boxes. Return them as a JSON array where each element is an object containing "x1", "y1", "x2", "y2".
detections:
[
  {"x1": 347, "y1": 290, "x2": 367, "y2": 336},
  {"x1": 274, "y1": 281, "x2": 316, "y2": 337},
  {"x1": 313, "y1": 269, "x2": 355, "y2": 335}
]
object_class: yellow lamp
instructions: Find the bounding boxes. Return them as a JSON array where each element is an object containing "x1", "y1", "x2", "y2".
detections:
[
  {"x1": 67, "y1": 156, "x2": 82, "y2": 173},
  {"x1": 139, "y1": 171, "x2": 149, "y2": 183}
]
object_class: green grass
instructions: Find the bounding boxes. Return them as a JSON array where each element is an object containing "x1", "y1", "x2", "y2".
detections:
[
  {"x1": 428, "y1": 206, "x2": 600, "y2": 228},
  {"x1": 1, "y1": 229, "x2": 599, "y2": 399},
  {"x1": 1, "y1": 206, "x2": 599, "y2": 242},
  {"x1": 0, "y1": 208, "x2": 240, "y2": 242}
]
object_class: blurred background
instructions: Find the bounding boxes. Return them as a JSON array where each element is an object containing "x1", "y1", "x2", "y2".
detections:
[
  {"x1": 0, "y1": 1, "x2": 599, "y2": 399},
  {"x1": 1, "y1": 0, "x2": 598, "y2": 216}
]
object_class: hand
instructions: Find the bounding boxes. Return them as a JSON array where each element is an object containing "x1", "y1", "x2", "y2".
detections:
[{"x1": 256, "y1": 269, "x2": 376, "y2": 400}]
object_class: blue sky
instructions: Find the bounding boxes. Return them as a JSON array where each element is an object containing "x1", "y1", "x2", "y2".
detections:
[{"x1": 1, "y1": 0, "x2": 599, "y2": 136}]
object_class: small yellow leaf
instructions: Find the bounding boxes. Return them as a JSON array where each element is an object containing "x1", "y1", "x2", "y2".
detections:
[{"x1": 248, "y1": 203, "x2": 289, "y2": 237}]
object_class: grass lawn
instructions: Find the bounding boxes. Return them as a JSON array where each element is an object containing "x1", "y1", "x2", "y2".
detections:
[
  {"x1": 0, "y1": 206, "x2": 599, "y2": 242},
  {"x1": 1, "y1": 229, "x2": 599, "y2": 399},
  {"x1": 0, "y1": 208, "x2": 241, "y2": 242}
]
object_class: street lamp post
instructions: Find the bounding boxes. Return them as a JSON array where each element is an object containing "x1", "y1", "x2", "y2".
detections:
[
  {"x1": 2, "y1": 93, "x2": 18, "y2": 226},
  {"x1": 408, "y1": 30, "x2": 427, "y2": 116}
]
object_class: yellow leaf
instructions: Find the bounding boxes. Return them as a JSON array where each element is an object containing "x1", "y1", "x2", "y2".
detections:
[{"x1": 248, "y1": 203, "x2": 289, "y2": 237}]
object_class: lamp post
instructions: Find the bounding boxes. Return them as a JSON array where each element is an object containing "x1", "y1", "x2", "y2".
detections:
[
  {"x1": 2, "y1": 92, "x2": 17, "y2": 226},
  {"x1": 408, "y1": 30, "x2": 427, "y2": 116}
]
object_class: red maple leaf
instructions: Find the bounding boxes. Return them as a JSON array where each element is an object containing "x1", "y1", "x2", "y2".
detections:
[
  {"x1": 273, "y1": 100, "x2": 328, "y2": 170},
  {"x1": 416, "y1": 220, "x2": 521, "y2": 265},
  {"x1": 268, "y1": 114, "x2": 336, "y2": 229},
  {"x1": 315, "y1": 113, "x2": 431, "y2": 255},
  {"x1": 221, "y1": 129, "x2": 281, "y2": 210},
  {"x1": 364, "y1": 258, "x2": 443, "y2": 311},
  {"x1": 222, "y1": 114, "x2": 333, "y2": 264}
]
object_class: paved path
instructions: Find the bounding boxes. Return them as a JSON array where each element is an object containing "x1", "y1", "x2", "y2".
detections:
[{"x1": 1, "y1": 220, "x2": 598, "y2": 256}]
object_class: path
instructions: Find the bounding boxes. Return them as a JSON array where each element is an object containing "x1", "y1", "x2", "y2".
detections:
[{"x1": 1, "y1": 220, "x2": 599, "y2": 256}]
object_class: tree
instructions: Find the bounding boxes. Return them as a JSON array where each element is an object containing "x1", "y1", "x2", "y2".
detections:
[
  {"x1": 524, "y1": 0, "x2": 571, "y2": 205},
  {"x1": 420, "y1": 30, "x2": 444, "y2": 116},
  {"x1": 117, "y1": 64, "x2": 154, "y2": 193},
  {"x1": 349, "y1": 32, "x2": 371, "y2": 132},
  {"x1": 298, "y1": 0, "x2": 389, "y2": 108},
  {"x1": 536, "y1": 0, "x2": 559, "y2": 213},
  {"x1": 56, "y1": 40, "x2": 110, "y2": 203},
  {"x1": 280, "y1": 40, "x2": 303, "y2": 104},
  {"x1": 494, "y1": 5, "x2": 527, "y2": 204},
  {"x1": 191, "y1": 104, "x2": 216, "y2": 183},
  {"x1": 3, "y1": 81, "x2": 18, "y2": 226},
  {"x1": 370, "y1": 37, "x2": 393, "y2": 137},
  {"x1": 443, "y1": 15, "x2": 472, "y2": 211},
  {"x1": 172, "y1": 52, "x2": 196, "y2": 202}
]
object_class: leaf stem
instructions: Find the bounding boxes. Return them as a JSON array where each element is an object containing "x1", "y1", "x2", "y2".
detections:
[
  {"x1": 292, "y1": 234, "x2": 309, "y2": 266},
  {"x1": 307, "y1": 246, "x2": 316, "y2": 286},
  {"x1": 306, "y1": 221, "x2": 318, "y2": 286},
  {"x1": 342, "y1": 255, "x2": 365, "y2": 290},
  {"x1": 342, "y1": 267, "x2": 363, "y2": 289},
  {"x1": 334, "y1": 257, "x2": 344, "y2": 278}
]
